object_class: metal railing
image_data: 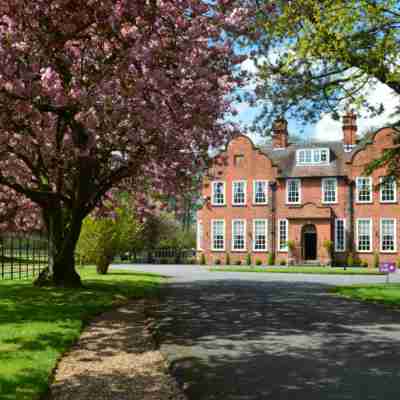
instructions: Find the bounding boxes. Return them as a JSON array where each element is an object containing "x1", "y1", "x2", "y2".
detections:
[{"x1": 0, "y1": 233, "x2": 48, "y2": 280}]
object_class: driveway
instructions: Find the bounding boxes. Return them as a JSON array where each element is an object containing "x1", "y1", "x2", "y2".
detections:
[{"x1": 112, "y1": 265, "x2": 400, "y2": 400}]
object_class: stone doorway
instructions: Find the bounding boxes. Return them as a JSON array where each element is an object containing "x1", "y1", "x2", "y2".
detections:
[{"x1": 302, "y1": 224, "x2": 317, "y2": 261}]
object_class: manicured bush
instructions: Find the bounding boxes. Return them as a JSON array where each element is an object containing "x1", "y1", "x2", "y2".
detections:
[
  {"x1": 215, "y1": 259, "x2": 221, "y2": 265},
  {"x1": 235, "y1": 260, "x2": 242, "y2": 266},
  {"x1": 246, "y1": 253, "x2": 252, "y2": 266},
  {"x1": 256, "y1": 259, "x2": 263, "y2": 266},
  {"x1": 225, "y1": 253, "x2": 231, "y2": 265},
  {"x1": 361, "y1": 260, "x2": 369, "y2": 268},
  {"x1": 279, "y1": 259, "x2": 287, "y2": 266},
  {"x1": 373, "y1": 252, "x2": 380, "y2": 269},
  {"x1": 200, "y1": 253, "x2": 206, "y2": 265},
  {"x1": 347, "y1": 254, "x2": 354, "y2": 268},
  {"x1": 397, "y1": 258, "x2": 400, "y2": 269},
  {"x1": 268, "y1": 252, "x2": 275, "y2": 266}
]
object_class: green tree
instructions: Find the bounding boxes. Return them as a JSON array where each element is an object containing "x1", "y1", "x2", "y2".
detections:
[
  {"x1": 251, "y1": 0, "x2": 400, "y2": 129},
  {"x1": 76, "y1": 206, "x2": 143, "y2": 274}
]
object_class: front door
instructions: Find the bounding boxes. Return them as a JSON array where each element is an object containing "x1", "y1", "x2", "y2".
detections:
[{"x1": 302, "y1": 225, "x2": 317, "y2": 260}]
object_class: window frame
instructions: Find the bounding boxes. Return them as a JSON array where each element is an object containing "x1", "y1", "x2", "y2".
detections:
[
  {"x1": 211, "y1": 219, "x2": 225, "y2": 251},
  {"x1": 379, "y1": 177, "x2": 397, "y2": 203},
  {"x1": 380, "y1": 218, "x2": 397, "y2": 253},
  {"x1": 253, "y1": 180, "x2": 268, "y2": 205},
  {"x1": 211, "y1": 181, "x2": 226, "y2": 206},
  {"x1": 278, "y1": 219, "x2": 289, "y2": 252},
  {"x1": 356, "y1": 218, "x2": 373, "y2": 253},
  {"x1": 334, "y1": 218, "x2": 346, "y2": 252},
  {"x1": 355, "y1": 177, "x2": 373, "y2": 204},
  {"x1": 296, "y1": 148, "x2": 330, "y2": 166},
  {"x1": 321, "y1": 177, "x2": 338, "y2": 204},
  {"x1": 231, "y1": 219, "x2": 247, "y2": 252},
  {"x1": 232, "y1": 180, "x2": 247, "y2": 206},
  {"x1": 197, "y1": 220, "x2": 203, "y2": 251},
  {"x1": 286, "y1": 179, "x2": 301, "y2": 205},
  {"x1": 252, "y1": 219, "x2": 268, "y2": 252}
]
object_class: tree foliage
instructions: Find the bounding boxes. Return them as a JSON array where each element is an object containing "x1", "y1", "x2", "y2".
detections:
[
  {"x1": 76, "y1": 203, "x2": 142, "y2": 274},
  {"x1": 249, "y1": 0, "x2": 400, "y2": 129},
  {"x1": 0, "y1": 0, "x2": 251, "y2": 286}
]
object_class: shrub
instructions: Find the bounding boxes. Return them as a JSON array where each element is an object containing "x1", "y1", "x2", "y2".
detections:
[
  {"x1": 200, "y1": 253, "x2": 206, "y2": 265},
  {"x1": 246, "y1": 253, "x2": 252, "y2": 266},
  {"x1": 347, "y1": 254, "x2": 354, "y2": 268},
  {"x1": 361, "y1": 260, "x2": 369, "y2": 268},
  {"x1": 215, "y1": 259, "x2": 221, "y2": 265},
  {"x1": 268, "y1": 252, "x2": 275, "y2": 266},
  {"x1": 256, "y1": 259, "x2": 262, "y2": 266},
  {"x1": 397, "y1": 258, "x2": 400, "y2": 269},
  {"x1": 225, "y1": 253, "x2": 231, "y2": 265},
  {"x1": 279, "y1": 259, "x2": 287, "y2": 266},
  {"x1": 287, "y1": 240, "x2": 296, "y2": 252},
  {"x1": 373, "y1": 252, "x2": 380, "y2": 269},
  {"x1": 235, "y1": 260, "x2": 242, "y2": 266}
]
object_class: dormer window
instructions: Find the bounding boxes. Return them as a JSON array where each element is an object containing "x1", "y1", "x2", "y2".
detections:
[{"x1": 296, "y1": 148, "x2": 330, "y2": 165}]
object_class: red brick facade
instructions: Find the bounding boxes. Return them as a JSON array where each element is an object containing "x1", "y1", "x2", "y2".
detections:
[{"x1": 197, "y1": 118, "x2": 399, "y2": 267}]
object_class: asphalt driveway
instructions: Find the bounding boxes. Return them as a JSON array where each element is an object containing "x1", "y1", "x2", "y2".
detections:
[{"x1": 113, "y1": 265, "x2": 400, "y2": 400}]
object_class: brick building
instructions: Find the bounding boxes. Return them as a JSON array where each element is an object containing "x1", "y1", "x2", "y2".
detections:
[{"x1": 197, "y1": 112, "x2": 399, "y2": 266}]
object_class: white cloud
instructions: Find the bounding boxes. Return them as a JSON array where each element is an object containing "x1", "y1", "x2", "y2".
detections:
[{"x1": 313, "y1": 81, "x2": 399, "y2": 141}]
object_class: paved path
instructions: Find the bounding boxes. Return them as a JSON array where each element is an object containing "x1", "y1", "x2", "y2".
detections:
[{"x1": 112, "y1": 265, "x2": 400, "y2": 400}]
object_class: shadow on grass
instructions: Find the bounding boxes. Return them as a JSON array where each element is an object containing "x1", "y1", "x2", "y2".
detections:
[
  {"x1": 0, "y1": 268, "x2": 163, "y2": 400},
  {"x1": 152, "y1": 280, "x2": 400, "y2": 400}
]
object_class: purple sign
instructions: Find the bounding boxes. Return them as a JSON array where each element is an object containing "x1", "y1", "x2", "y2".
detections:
[{"x1": 379, "y1": 262, "x2": 397, "y2": 274}]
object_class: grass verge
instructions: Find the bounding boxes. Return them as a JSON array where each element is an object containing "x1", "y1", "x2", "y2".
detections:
[
  {"x1": 209, "y1": 266, "x2": 384, "y2": 275},
  {"x1": 0, "y1": 266, "x2": 164, "y2": 400},
  {"x1": 330, "y1": 283, "x2": 400, "y2": 307}
]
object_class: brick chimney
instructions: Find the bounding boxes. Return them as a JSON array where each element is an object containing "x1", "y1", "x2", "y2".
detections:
[
  {"x1": 342, "y1": 110, "x2": 357, "y2": 149},
  {"x1": 272, "y1": 117, "x2": 289, "y2": 149}
]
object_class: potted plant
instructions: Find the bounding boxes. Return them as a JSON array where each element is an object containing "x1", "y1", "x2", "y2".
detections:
[
  {"x1": 287, "y1": 240, "x2": 296, "y2": 265},
  {"x1": 322, "y1": 239, "x2": 333, "y2": 266}
]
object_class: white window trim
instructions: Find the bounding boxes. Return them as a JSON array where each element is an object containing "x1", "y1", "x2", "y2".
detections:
[
  {"x1": 321, "y1": 177, "x2": 338, "y2": 204},
  {"x1": 211, "y1": 219, "x2": 225, "y2": 251},
  {"x1": 379, "y1": 177, "x2": 397, "y2": 203},
  {"x1": 278, "y1": 219, "x2": 289, "y2": 252},
  {"x1": 211, "y1": 181, "x2": 226, "y2": 206},
  {"x1": 252, "y1": 219, "x2": 268, "y2": 252},
  {"x1": 197, "y1": 220, "x2": 203, "y2": 251},
  {"x1": 356, "y1": 218, "x2": 373, "y2": 253},
  {"x1": 355, "y1": 177, "x2": 373, "y2": 204},
  {"x1": 334, "y1": 218, "x2": 346, "y2": 252},
  {"x1": 253, "y1": 180, "x2": 269, "y2": 205},
  {"x1": 380, "y1": 218, "x2": 397, "y2": 253},
  {"x1": 232, "y1": 180, "x2": 247, "y2": 206},
  {"x1": 296, "y1": 148, "x2": 330, "y2": 166},
  {"x1": 286, "y1": 179, "x2": 302, "y2": 205},
  {"x1": 231, "y1": 219, "x2": 247, "y2": 252}
]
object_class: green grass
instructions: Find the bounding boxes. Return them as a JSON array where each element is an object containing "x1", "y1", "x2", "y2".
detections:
[
  {"x1": 209, "y1": 266, "x2": 384, "y2": 275},
  {"x1": 0, "y1": 267, "x2": 164, "y2": 400},
  {"x1": 331, "y1": 284, "x2": 400, "y2": 306}
]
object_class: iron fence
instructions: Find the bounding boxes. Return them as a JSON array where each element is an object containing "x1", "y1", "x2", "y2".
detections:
[
  {"x1": 0, "y1": 233, "x2": 48, "y2": 280},
  {"x1": 118, "y1": 248, "x2": 197, "y2": 264}
]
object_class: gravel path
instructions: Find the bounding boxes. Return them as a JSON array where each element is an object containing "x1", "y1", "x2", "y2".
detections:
[{"x1": 49, "y1": 299, "x2": 186, "y2": 400}]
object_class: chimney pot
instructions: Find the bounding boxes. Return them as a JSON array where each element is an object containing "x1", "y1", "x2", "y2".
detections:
[
  {"x1": 272, "y1": 117, "x2": 289, "y2": 148},
  {"x1": 343, "y1": 110, "x2": 357, "y2": 149}
]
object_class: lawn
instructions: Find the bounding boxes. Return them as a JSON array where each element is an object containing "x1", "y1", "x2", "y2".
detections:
[
  {"x1": 331, "y1": 284, "x2": 400, "y2": 306},
  {"x1": 209, "y1": 266, "x2": 384, "y2": 275},
  {"x1": 0, "y1": 267, "x2": 165, "y2": 400}
]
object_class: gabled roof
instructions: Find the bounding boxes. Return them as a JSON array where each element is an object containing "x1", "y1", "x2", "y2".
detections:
[{"x1": 257, "y1": 141, "x2": 354, "y2": 178}]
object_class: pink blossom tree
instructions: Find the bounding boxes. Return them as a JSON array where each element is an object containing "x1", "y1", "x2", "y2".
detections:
[{"x1": 0, "y1": 0, "x2": 250, "y2": 287}]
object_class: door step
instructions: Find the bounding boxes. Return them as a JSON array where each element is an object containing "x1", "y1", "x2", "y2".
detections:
[{"x1": 302, "y1": 260, "x2": 321, "y2": 266}]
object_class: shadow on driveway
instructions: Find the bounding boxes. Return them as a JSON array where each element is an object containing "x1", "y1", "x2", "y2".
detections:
[{"x1": 152, "y1": 280, "x2": 400, "y2": 400}]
